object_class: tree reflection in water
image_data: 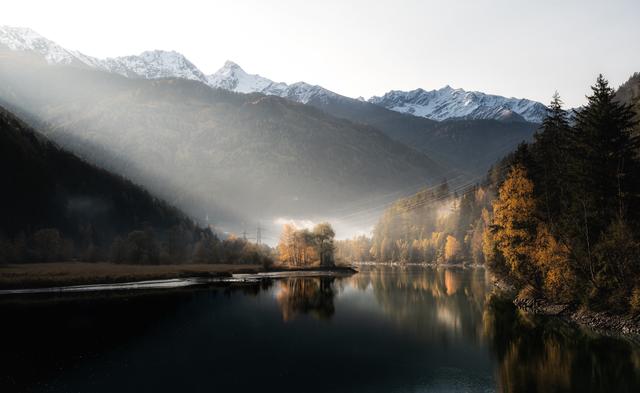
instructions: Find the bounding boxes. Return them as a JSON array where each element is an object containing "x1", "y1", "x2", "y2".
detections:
[
  {"x1": 342, "y1": 264, "x2": 640, "y2": 392},
  {"x1": 344, "y1": 265, "x2": 489, "y2": 341},
  {"x1": 275, "y1": 277, "x2": 336, "y2": 321},
  {"x1": 483, "y1": 294, "x2": 640, "y2": 393}
]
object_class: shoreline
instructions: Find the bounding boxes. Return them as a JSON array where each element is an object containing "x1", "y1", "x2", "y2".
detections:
[
  {"x1": 0, "y1": 262, "x2": 357, "y2": 294},
  {"x1": 490, "y1": 275, "x2": 640, "y2": 337}
]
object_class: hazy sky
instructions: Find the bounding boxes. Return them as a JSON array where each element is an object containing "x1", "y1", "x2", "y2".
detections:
[{"x1": 3, "y1": 0, "x2": 639, "y2": 107}]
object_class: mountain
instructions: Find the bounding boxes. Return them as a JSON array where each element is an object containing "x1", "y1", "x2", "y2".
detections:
[
  {"x1": 0, "y1": 26, "x2": 98, "y2": 67},
  {"x1": 0, "y1": 49, "x2": 445, "y2": 237},
  {"x1": 206, "y1": 61, "x2": 546, "y2": 123},
  {"x1": 204, "y1": 61, "x2": 538, "y2": 171},
  {"x1": 0, "y1": 25, "x2": 538, "y2": 228},
  {"x1": 207, "y1": 60, "x2": 346, "y2": 105},
  {"x1": 99, "y1": 50, "x2": 209, "y2": 83},
  {"x1": 369, "y1": 86, "x2": 547, "y2": 123},
  {"x1": 0, "y1": 25, "x2": 545, "y2": 124},
  {"x1": 207, "y1": 60, "x2": 288, "y2": 94},
  {"x1": 0, "y1": 26, "x2": 210, "y2": 84}
]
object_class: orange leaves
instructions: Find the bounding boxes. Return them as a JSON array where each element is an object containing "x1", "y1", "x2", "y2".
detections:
[
  {"x1": 444, "y1": 235, "x2": 461, "y2": 262},
  {"x1": 492, "y1": 165, "x2": 539, "y2": 284},
  {"x1": 534, "y1": 223, "x2": 574, "y2": 301}
]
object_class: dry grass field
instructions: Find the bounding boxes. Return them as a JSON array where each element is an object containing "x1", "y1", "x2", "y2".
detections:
[{"x1": 0, "y1": 262, "x2": 262, "y2": 290}]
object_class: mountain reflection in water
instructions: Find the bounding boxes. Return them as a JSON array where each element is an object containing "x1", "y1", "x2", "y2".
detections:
[{"x1": 1, "y1": 264, "x2": 639, "y2": 393}]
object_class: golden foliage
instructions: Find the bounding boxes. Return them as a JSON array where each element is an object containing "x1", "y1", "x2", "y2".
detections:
[
  {"x1": 277, "y1": 223, "x2": 335, "y2": 266},
  {"x1": 492, "y1": 165, "x2": 539, "y2": 285},
  {"x1": 533, "y1": 224, "x2": 575, "y2": 301},
  {"x1": 444, "y1": 235, "x2": 461, "y2": 262}
]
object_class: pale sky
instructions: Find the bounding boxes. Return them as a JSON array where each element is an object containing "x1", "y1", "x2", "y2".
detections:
[{"x1": 3, "y1": 0, "x2": 639, "y2": 107}]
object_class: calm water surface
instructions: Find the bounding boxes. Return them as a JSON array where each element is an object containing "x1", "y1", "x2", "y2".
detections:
[{"x1": 2, "y1": 264, "x2": 640, "y2": 392}]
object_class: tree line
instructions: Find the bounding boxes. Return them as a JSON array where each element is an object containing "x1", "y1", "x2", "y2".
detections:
[
  {"x1": 0, "y1": 225, "x2": 273, "y2": 267},
  {"x1": 337, "y1": 178, "x2": 493, "y2": 265}
]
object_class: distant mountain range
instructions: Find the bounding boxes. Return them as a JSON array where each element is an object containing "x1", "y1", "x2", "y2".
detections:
[
  {"x1": 203, "y1": 60, "x2": 539, "y2": 173},
  {"x1": 0, "y1": 25, "x2": 547, "y2": 123},
  {"x1": 0, "y1": 48, "x2": 446, "y2": 236},
  {"x1": 0, "y1": 25, "x2": 549, "y2": 235}
]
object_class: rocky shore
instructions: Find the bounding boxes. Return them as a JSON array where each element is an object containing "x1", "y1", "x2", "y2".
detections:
[{"x1": 492, "y1": 275, "x2": 640, "y2": 336}]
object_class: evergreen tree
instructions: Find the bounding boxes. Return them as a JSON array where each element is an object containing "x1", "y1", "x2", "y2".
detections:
[
  {"x1": 532, "y1": 92, "x2": 572, "y2": 224},
  {"x1": 572, "y1": 75, "x2": 639, "y2": 235}
]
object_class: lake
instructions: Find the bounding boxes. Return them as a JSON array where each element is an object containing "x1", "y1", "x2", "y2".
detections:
[{"x1": 2, "y1": 264, "x2": 640, "y2": 392}]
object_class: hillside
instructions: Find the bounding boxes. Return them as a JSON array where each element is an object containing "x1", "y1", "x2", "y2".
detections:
[
  {"x1": 0, "y1": 103, "x2": 198, "y2": 258},
  {"x1": 206, "y1": 61, "x2": 540, "y2": 174},
  {"x1": 297, "y1": 90, "x2": 538, "y2": 173},
  {"x1": 0, "y1": 51, "x2": 445, "y2": 235}
]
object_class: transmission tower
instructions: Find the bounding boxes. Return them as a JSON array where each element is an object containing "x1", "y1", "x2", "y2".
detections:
[{"x1": 256, "y1": 222, "x2": 264, "y2": 245}]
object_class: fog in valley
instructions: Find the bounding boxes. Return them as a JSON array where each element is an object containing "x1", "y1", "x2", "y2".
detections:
[{"x1": 0, "y1": 49, "x2": 450, "y2": 242}]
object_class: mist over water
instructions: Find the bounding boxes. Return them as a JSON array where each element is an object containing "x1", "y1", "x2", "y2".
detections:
[{"x1": 2, "y1": 265, "x2": 639, "y2": 393}]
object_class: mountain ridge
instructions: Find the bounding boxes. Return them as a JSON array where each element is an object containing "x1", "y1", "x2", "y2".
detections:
[
  {"x1": 0, "y1": 25, "x2": 547, "y2": 123},
  {"x1": 368, "y1": 86, "x2": 547, "y2": 123}
]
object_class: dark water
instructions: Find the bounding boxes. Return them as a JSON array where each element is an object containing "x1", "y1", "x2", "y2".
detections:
[{"x1": 2, "y1": 265, "x2": 640, "y2": 393}]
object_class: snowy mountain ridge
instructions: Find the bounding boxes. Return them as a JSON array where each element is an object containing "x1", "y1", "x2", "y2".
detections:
[
  {"x1": 368, "y1": 86, "x2": 547, "y2": 123},
  {"x1": 0, "y1": 25, "x2": 546, "y2": 122},
  {"x1": 0, "y1": 26, "x2": 208, "y2": 83},
  {"x1": 100, "y1": 50, "x2": 208, "y2": 83},
  {"x1": 207, "y1": 61, "x2": 338, "y2": 104},
  {"x1": 0, "y1": 26, "x2": 96, "y2": 66}
]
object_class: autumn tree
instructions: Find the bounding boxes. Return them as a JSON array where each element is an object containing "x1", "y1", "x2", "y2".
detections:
[
  {"x1": 444, "y1": 235, "x2": 461, "y2": 263},
  {"x1": 492, "y1": 165, "x2": 540, "y2": 287},
  {"x1": 278, "y1": 224, "x2": 297, "y2": 265}
]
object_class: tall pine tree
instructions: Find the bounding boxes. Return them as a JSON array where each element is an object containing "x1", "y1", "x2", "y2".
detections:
[
  {"x1": 572, "y1": 74, "x2": 639, "y2": 235},
  {"x1": 533, "y1": 92, "x2": 572, "y2": 225}
]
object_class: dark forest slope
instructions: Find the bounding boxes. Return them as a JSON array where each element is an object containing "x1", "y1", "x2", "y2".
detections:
[{"x1": 0, "y1": 105, "x2": 193, "y2": 239}]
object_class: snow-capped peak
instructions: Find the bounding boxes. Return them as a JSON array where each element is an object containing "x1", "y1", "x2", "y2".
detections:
[
  {"x1": 207, "y1": 61, "x2": 288, "y2": 95},
  {"x1": 99, "y1": 50, "x2": 208, "y2": 83},
  {"x1": 369, "y1": 86, "x2": 547, "y2": 123},
  {"x1": 206, "y1": 61, "x2": 338, "y2": 104},
  {"x1": 1, "y1": 25, "x2": 548, "y2": 123},
  {"x1": 0, "y1": 26, "x2": 210, "y2": 84},
  {"x1": 0, "y1": 25, "x2": 97, "y2": 67}
]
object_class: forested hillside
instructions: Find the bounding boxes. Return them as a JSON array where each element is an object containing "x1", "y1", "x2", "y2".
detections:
[
  {"x1": 0, "y1": 105, "x2": 270, "y2": 265},
  {"x1": 485, "y1": 75, "x2": 640, "y2": 312},
  {"x1": 343, "y1": 74, "x2": 640, "y2": 314}
]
